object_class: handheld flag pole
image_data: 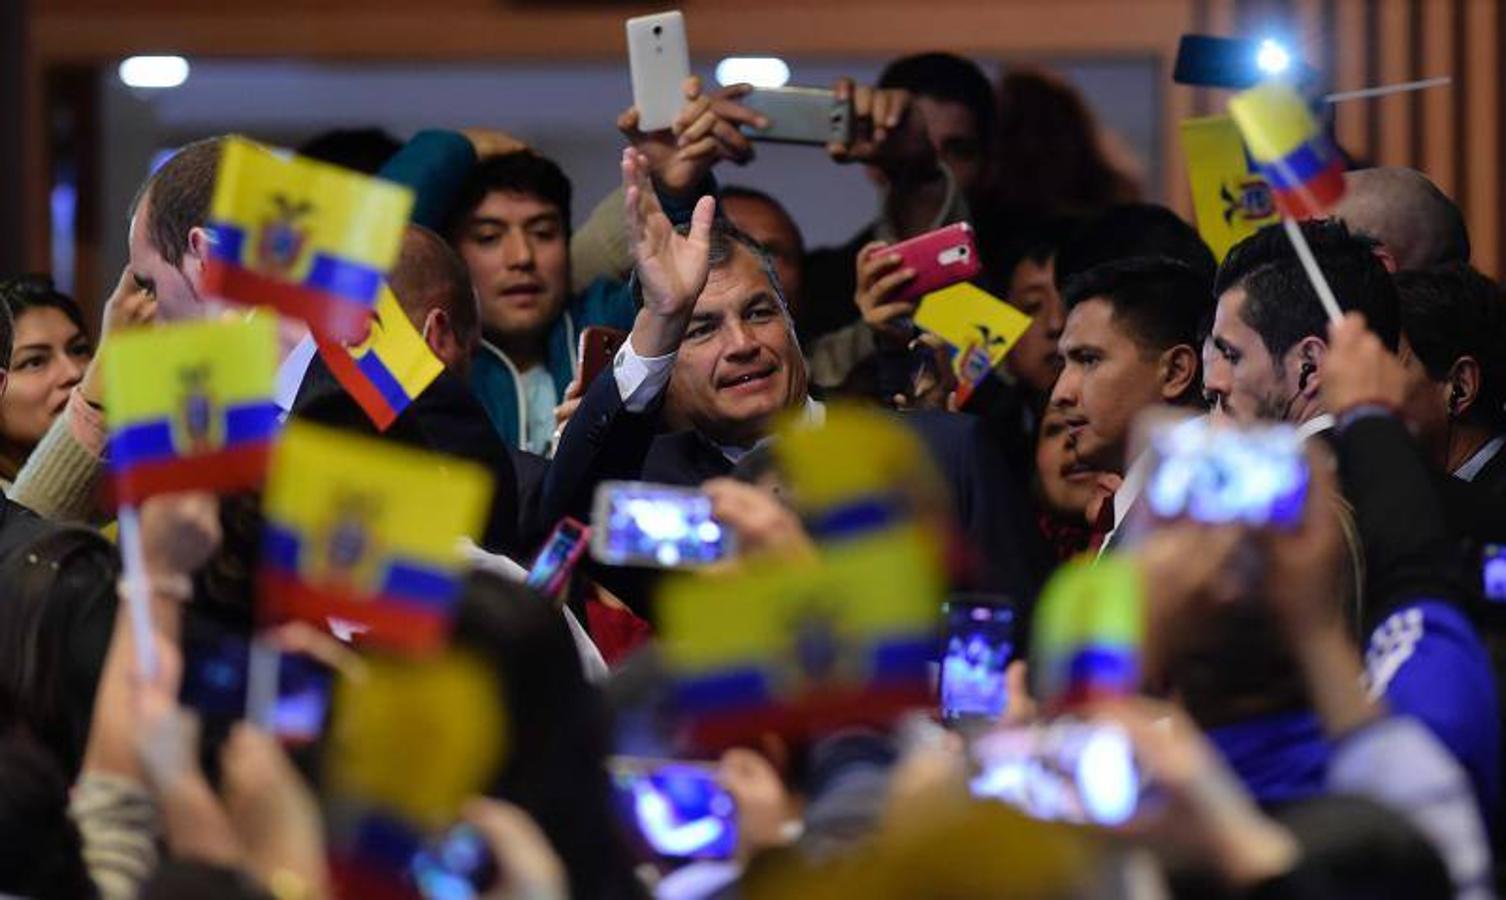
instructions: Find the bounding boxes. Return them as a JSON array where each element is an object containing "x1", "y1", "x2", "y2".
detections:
[
  {"x1": 1281, "y1": 218, "x2": 1345, "y2": 324},
  {"x1": 116, "y1": 505, "x2": 159, "y2": 679},
  {"x1": 1323, "y1": 76, "x2": 1451, "y2": 104}
]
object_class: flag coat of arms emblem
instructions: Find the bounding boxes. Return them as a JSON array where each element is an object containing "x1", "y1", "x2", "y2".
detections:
[
  {"x1": 104, "y1": 317, "x2": 279, "y2": 504},
  {"x1": 203, "y1": 137, "x2": 413, "y2": 343},
  {"x1": 258, "y1": 422, "x2": 492, "y2": 654}
]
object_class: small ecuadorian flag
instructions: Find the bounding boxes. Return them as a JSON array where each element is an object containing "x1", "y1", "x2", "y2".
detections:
[
  {"x1": 258, "y1": 422, "x2": 492, "y2": 654},
  {"x1": 104, "y1": 317, "x2": 279, "y2": 504},
  {"x1": 314, "y1": 283, "x2": 443, "y2": 431},
  {"x1": 1227, "y1": 82, "x2": 1346, "y2": 220},
  {"x1": 203, "y1": 137, "x2": 414, "y2": 343},
  {"x1": 1180, "y1": 115, "x2": 1282, "y2": 261},
  {"x1": 657, "y1": 525, "x2": 944, "y2": 749},
  {"x1": 1030, "y1": 555, "x2": 1143, "y2": 712}
]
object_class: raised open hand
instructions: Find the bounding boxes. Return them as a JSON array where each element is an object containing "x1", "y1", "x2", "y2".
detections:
[{"x1": 622, "y1": 146, "x2": 716, "y2": 357}]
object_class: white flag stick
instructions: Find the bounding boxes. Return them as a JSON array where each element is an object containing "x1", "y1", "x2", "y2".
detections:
[
  {"x1": 1282, "y1": 218, "x2": 1344, "y2": 324},
  {"x1": 116, "y1": 505, "x2": 159, "y2": 679},
  {"x1": 1323, "y1": 76, "x2": 1451, "y2": 104}
]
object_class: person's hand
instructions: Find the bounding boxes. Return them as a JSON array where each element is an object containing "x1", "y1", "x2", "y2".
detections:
[
  {"x1": 891, "y1": 333, "x2": 957, "y2": 412},
  {"x1": 1134, "y1": 523, "x2": 1246, "y2": 692},
  {"x1": 464, "y1": 798, "x2": 568, "y2": 900},
  {"x1": 461, "y1": 128, "x2": 529, "y2": 159},
  {"x1": 719, "y1": 747, "x2": 800, "y2": 860},
  {"x1": 140, "y1": 491, "x2": 221, "y2": 580},
  {"x1": 704, "y1": 478, "x2": 816, "y2": 562},
  {"x1": 1095, "y1": 698, "x2": 1299, "y2": 887},
  {"x1": 622, "y1": 147, "x2": 716, "y2": 358},
  {"x1": 1000, "y1": 660, "x2": 1039, "y2": 727},
  {"x1": 829, "y1": 80, "x2": 937, "y2": 181},
  {"x1": 1321, "y1": 312, "x2": 1407, "y2": 416},
  {"x1": 81, "y1": 267, "x2": 159, "y2": 406},
  {"x1": 620, "y1": 76, "x2": 763, "y2": 200},
  {"x1": 854, "y1": 241, "x2": 917, "y2": 346},
  {"x1": 220, "y1": 724, "x2": 330, "y2": 899}
]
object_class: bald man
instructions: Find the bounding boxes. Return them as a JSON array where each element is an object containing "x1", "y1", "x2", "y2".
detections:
[{"x1": 1331, "y1": 167, "x2": 1470, "y2": 272}]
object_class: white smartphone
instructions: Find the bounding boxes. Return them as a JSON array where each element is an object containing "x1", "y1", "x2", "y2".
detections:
[{"x1": 626, "y1": 11, "x2": 691, "y2": 133}]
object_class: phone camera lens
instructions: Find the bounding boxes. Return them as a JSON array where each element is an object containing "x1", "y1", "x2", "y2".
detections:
[
  {"x1": 959, "y1": 246, "x2": 970, "y2": 256},
  {"x1": 652, "y1": 24, "x2": 663, "y2": 35}
]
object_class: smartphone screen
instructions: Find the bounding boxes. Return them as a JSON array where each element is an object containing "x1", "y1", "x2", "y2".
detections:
[
  {"x1": 591, "y1": 482, "x2": 734, "y2": 568},
  {"x1": 1483, "y1": 544, "x2": 1506, "y2": 602},
  {"x1": 410, "y1": 824, "x2": 497, "y2": 900},
  {"x1": 525, "y1": 518, "x2": 590, "y2": 600},
  {"x1": 609, "y1": 758, "x2": 738, "y2": 860},
  {"x1": 939, "y1": 599, "x2": 1014, "y2": 722},
  {"x1": 1144, "y1": 417, "x2": 1309, "y2": 528},
  {"x1": 179, "y1": 624, "x2": 333, "y2": 744},
  {"x1": 970, "y1": 721, "x2": 1139, "y2": 826}
]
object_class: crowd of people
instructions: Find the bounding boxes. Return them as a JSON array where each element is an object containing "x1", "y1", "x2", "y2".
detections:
[{"x1": 1, "y1": 45, "x2": 1504, "y2": 900}]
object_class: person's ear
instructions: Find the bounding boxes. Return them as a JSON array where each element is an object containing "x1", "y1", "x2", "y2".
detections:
[
  {"x1": 1372, "y1": 244, "x2": 1400, "y2": 274},
  {"x1": 1449, "y1": 356, "x2": 1482, "y2": 418},
  {"x1": 183, "y1": 226, "x2": 213, "y2": 278},
  {"x1": 1293, "y1": 336, "x2": 1327, "y2": 399},
  {"x1": 1158, "y1": 344, "x2": 1199, "y2": 402},
  {"x1": 423, "y1": 308, "x2": 453, "y2": 361}
]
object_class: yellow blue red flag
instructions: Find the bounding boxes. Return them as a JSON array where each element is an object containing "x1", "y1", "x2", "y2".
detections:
[
  {"x1": 258, "y1": 422, "x2": 492, "y2": 654},
  {"x1": 204, "y1": 137, "x2": 413, "y2": 343},
  {"x1": 104, "y1": 317, "x2": 279, "y2": 504},
  {"x1": 1226, "y1": 83, "x2": 1345, "y2": 220},
  {"x1": 314, "y1": 283, "x2": 443, "y2": 431},
  {"x1": 1180, "y1": 115, "x2": 1281, "y2": 261},
  {"x1": 1031, "y1": 555, "x2": 1143, "y2": 712},
  {"x1": 657, "y1": 525, "x2": 944, "y2": 749}
]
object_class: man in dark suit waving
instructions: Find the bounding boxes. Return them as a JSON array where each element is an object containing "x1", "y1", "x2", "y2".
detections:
[{"x1": 542, "y1": 149, "x2": 1045, "y2": 617}]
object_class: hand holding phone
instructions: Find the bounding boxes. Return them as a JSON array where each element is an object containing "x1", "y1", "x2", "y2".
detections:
[
  {"x1": 591, "y1": 481, "x2": 735, "y2": 568},
  {"x1": 886, "y1": 223, "x2": 981, "y2": 306},
  {"x1": 411, "y1": 823, "x2": 498, "y2": 900},
  {"x1": 525, "y1": 518, "x2": 591, "y2": 601}
]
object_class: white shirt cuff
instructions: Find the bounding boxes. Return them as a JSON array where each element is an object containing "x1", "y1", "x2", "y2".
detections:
[{"x1": 613, "y1": 339, "x2": 676, "y2": 413}]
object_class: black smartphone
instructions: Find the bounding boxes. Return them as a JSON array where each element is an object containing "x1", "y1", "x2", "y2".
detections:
[
  {"x1": 1173, "y1": 34, "x2": 1312, "y2": 89},
  {"x1": 939, "y1": 597, "x2": 1015, "y2": 724},
  {"x1": 179, "y1": 620, "x2": 332, "y2": 745}
]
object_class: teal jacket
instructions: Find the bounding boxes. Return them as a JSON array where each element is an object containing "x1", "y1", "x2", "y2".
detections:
[
  {"x1": 379, "y1": 129, "x2": 637, "y2": 449},
  {"x1": 469, "y1": 279, "x2": 636, "y2": 450}
]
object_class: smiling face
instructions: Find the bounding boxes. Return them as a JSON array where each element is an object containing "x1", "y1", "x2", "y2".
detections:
[
  {"x1": 0, "y1": 306, "x2": 92, "y2": 450},
  {"x1": 1050, "y1": 297, "x2": 1168, "y2": 474},
  {"x1": 668, "y1": 245, "x2": 806, "y2": 448},
  {"x1": 452, "y1": 190, "x2": 570, "y2": 348}
]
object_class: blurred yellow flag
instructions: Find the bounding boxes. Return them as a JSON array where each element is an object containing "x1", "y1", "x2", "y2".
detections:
[{"x1": 328, "y1": 651, "x2": 506, "y2": 830}]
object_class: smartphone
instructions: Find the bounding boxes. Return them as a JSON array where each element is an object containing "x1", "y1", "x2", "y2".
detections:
[
  {"x1": 939, "y1": 597, "x2": 1015, "y2": 723},
  {"x1": 887, "y1": 222, "x2": 981, "y2": 306},
  {"x1": 626, "y1": 11, "x2": 691, "y2": 133},
  {"x1": 969, "y1": 720, "x2": 1140, "y2": 826},
  {"x1": 1142, "y1": 417, "x2": 1309, "y2": 528},
  {"x1": 179, "y1": 622, "x2": 333, "y2": 745},
  {"x1": 739, "y1": 87, "x2": 854, "y2": 146},
  {"x1": 410, "y1": 824, "x2": 498, "y2": 900},
  {"x1": 1483, "y1": 545, "x2": 1506, "y2": 602},
  {"x1": 578, "y1": 326, "x2": 628, "y2": 390},
  {"x1": 590, "y1": 481, "x2": 735, "y2": 568},
  {"x1": 609, "y1": 757, "x2": 738, "y2": 860},
  {"x1": 526, "y1": 517, "x2": 591, "y2": 601},
  {"x1": 1172, "y1": 34, "x2": 1313, "y2": 89}
]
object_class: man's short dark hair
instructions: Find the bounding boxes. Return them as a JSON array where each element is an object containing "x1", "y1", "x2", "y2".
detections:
[
  {"x1": 1054, "y1": 203, "x2": 1217, "y2": 290},
  {"x1": 390, "y1": 225, "x2": 479, "y2": 349},
  {"x1": 718, "y1": 185, "x2": 805, "y2": 248},
  {"x1": 1062, "y1": 257, "x2": 1214, "y2": 365},
  {"x1": 448, "y1": 150, "x2": 573, "y2": 237},
  {"x1": 878, "y1": 52, "x2": 996, "y2": 156},
  {"x1": 130, "y1": 136, "x2": 225, "y2": 269},
  {"x1": 296, "y1": 127, "x2": 402, "y2": 175},
  {"x1": 1395, "y1": 263, "x2": 1506, "y2": 429},
  {"x1": 1215, "y1": 219, "x2": 1401, "y2": 357}
]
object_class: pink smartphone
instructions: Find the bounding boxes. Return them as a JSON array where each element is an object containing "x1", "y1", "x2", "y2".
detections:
[
  {"x1": 887, "y1": 222, "x2": 981, "y2": 305},
  {"x1": 578, "y1": 326, "x2": 629, "y2": 389}
]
